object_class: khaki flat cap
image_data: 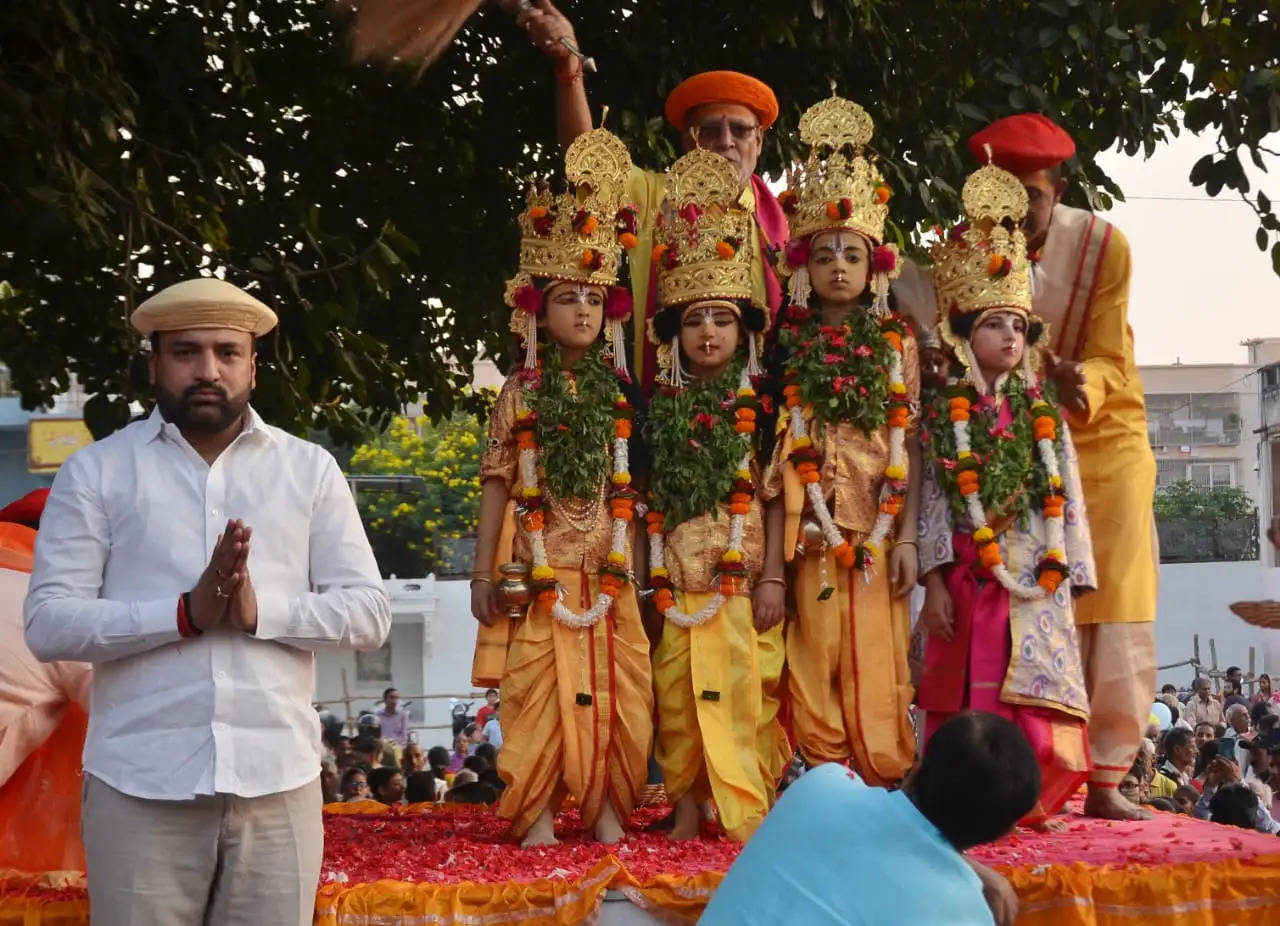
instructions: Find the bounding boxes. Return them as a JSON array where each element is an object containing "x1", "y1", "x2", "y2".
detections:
[{"x1": 130, "y1": 278, "x2": 278, "y2": 337}]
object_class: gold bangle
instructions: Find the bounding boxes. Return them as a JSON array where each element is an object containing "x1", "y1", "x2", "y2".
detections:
[
  {"x1": 756, "y1": 576, "x2": 787, "y2": 588},
  {"x1": 896, "y1": 539, "x2": 918, "y2": 547},
  {"x1": 470, "y1": 576, "x2": 493, "y2": 585}
]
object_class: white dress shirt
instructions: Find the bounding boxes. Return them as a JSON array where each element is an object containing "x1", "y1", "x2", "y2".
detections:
[{"x1": 25, "y1": 407, "x2": 391, "y2": 801}]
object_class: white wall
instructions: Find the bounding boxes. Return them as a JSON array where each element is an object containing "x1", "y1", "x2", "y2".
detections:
[
  {"x1": 419, "y1": 578, "x2": 482, "y2": 746},
  {"x1": 1155, "y1": 561, "x2": 1279, "y2": 688}
]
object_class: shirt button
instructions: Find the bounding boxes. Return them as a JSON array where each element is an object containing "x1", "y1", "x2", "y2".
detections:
[{"x1": 216, "y1": 671, "x2": 227, "y2": 680}]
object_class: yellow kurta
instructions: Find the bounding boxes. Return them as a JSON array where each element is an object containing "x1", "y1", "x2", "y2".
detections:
[
  {"x1": 477, "y1": 376, "x2": 653, "y2": 837},
  {"x1": 653, "y1": 498, "x2": 782, "y2": 842},
  {"x1": 764, "y1": 334, "x2": 920, "y2": 783}
]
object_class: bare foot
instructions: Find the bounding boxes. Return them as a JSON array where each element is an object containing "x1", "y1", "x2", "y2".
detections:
[
  {"x1": 520, "y1": 808, "x2": 560, "y2": 847},
  {"x1": 1083, "y1": 786, "x2": 1152, "y2": 821},
  {"x1": 667, "y1": 795, "x2": 701, "y2": 841},
  {"x1": 1027, "y1": 818, "x2": 1069, "y2": 834},
  {"x1": 593, "y1": 803, "x2": 625, "y2": 844}
]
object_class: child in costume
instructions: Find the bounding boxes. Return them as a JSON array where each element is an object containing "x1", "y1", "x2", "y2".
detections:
[
  {"x1": 469, "y1": 127, "x2": 653, "y2": 847},
  {"x1": 916, "y1": 161, "x2": 1094, "y2": 828},
  {"x1": 763, "y1": 96, "x2": 918, "y2": 784},
  {"x1": 645, "y1": 148, "x2": 786, "y2": 842}
]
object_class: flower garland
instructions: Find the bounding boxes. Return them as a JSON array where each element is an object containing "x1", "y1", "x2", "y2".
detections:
[
  {"x1": 780, "y1": 308, "x2": 910, "y2": 573},
  {"x1": 646, "y1": 362, "x2": 759, "y2": 627},
  {"x1": 525, "y1": 342, "x2": 617, "y2": 501},
  {"x1": 513, "y1": 348, "x2": 636, "y2": 628},
  {"x1": 925, "y1": 375, "x2": 1067, "y2": 598}
]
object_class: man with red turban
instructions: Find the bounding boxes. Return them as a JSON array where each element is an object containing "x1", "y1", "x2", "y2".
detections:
[
  {"x1": 899, "y1": 113, "x2": 1157, "y2": 822},
  {"x1": 0, "y1": 488, "x2": 93, "y2": 872},
  {"x1": 515, "y1": 1, "x2": 790, "y2": 385}
]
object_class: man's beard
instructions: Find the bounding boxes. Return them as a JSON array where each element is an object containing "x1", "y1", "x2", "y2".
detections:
[{"x1": 156, "y1": 382, "x2": 249, "y2": 434}]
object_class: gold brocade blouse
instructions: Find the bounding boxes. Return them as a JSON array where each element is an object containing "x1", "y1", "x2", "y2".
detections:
[
  {"x1": 480, "y1": 376, "x2": 622, "y2": 573},
  {"x1": 763, "y1": 333, "x2": 921, "y2": 535},
  {"x1": 663, "y1": 468, "x2": 766, "y2": 595}
]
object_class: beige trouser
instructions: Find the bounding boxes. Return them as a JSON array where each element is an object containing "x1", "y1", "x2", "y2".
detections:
[
  {"x1": 82, "y1": 774, "x2": 322, "y2": 926},
  {"x1": 1077, "y1": 622, "x2": 1157, "y2": 789}
]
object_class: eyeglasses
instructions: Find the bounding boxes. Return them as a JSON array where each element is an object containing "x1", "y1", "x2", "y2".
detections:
[{"x1": 689, "y1": 118, "x2": 760, "y2": 143}]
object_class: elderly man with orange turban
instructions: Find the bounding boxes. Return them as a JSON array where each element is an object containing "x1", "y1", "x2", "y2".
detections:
[
  {"x1": 517, "y1": 2, "x2": 790, "y2": 382},
  {"x1": 898, "y1": 113, "x2": 1157, "y2": 823}
]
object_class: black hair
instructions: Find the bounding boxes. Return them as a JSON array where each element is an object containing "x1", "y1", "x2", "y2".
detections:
[
  {"x1": 651, "y1": 298, "x2": 760, "y2": 343},
  {"x1": 340, "y1": 766, "x2": 366, "y2": 791},
  {"x1": 463, "y1": 754, "x2": 488, "y2": 774},
  {"x1": 1172, "y1": 785, "x2": 1201, "y2": 807},
  {"x1": 475, "y1": 743, "x2": 498, "y2": 764},
  {"x1": 463, "y1": 723, "x2": 478, "y2": 738},
  {"x1": 947, "y1": 309, "x2": 1043, "y2": 348},
  {"x1": 486, "y1": 688, "x2": 499, "y2": 697},
  {"x1": 1227, "y1": 666, "x2": 1242, "y2": 676},
  {"x1": 383, "y1": 687, "x2": 398, "y2": 700},
  {"x1": 405, "y1": 771, "x2": 438, "y2": 804},
  {"x1": 1251, "y1": 701, "x2": 1272, "y2": 729},
  {"x1": 352, "y1": 733, "x2": 380, "y2": 757},
  {"x1": 1193, "y1": 741, "x2": 1220, "y2": 778},
  {"x1": 1161, "y1": 684, "x2": 1178, "y2": 694},
  {"x1": 1261, "y1": 714, "x2": 1280, "y2": 735},
  {"x1": 1144, "y1": 797, "x2": 1177, "y2": 813},
  {"x1": 367, "y1": 766, "x2": 397, "y2": 799},
  {"x1": 427, "y1": 745, "x2": 450, "y2": 769},
  {"x1": 1209, "y1": 782, "x2": 1259, "y2": 830},
  {"x1": 1162, "y1": 726, "x2": 1194, "y2": 758},
  {"x1": 907, "y1": 712, "x2": 1040, "y2": 851}
]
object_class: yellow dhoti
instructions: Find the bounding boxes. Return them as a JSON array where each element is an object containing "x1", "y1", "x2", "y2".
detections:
[
  {"x1": 788, "y1": 542, "x2": 915, "y2": 785},
  {"x1": 497, "y1": 568, "x2": 653, "y2": 838},
  {"x1": 653, "y1": 591, "x2": 775, "y2": 842},
  {"x1": 755, "y1": 622, "x2": 792, "y2": 799}
]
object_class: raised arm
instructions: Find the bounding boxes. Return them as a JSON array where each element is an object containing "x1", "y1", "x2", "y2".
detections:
[{"x1": 516, "y1": 0, "x2": 592, "y2": 149}]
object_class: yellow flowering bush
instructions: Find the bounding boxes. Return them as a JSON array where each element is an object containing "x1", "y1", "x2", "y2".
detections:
[{"x1": 349, "y1": 411, "x2": 485, "y2": 577}]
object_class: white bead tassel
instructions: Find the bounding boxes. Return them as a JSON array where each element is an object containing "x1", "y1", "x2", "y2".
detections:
[
  {"x1": 669, "y1": 335, "x2": 686, "y2": 389},
  {"x1": 871, "y1": 271, "x2": 891, "y2": 316},
  {"x1": 522, "y1": 314, "x2": 538, "y2": 371},
  {"x1": 649, "y1": 530, "x2": 665, "y2": 571},
  {"x1": 609, "y1": 319, "x2": 629, "y2": 375},
  {"x1": 789, "y1": 265, "x2": 811, "y2": 308},
  {"x1": 746, "y1": 332, "x2": 763, "y2": 378}
]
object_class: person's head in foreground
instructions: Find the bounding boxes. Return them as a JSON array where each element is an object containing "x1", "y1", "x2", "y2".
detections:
[
  {"x1": 1194, "y1": 722, "x2": 1217, "y2": 749},
  {"x1": 906, "y1": 712, "x2": 1042, "y2": 849},
  {"x1": 1172, "y1": 785, "x2": 1200, "y2": 816},
  {"x1": 427, "y1": 745, "x2": 450, "y2": 778},
  {"x1": 405, "y1": 770, "x2": 438, "y2": 804},
  {"x1": 1227, "y1": 703, "x2": 1251, "y2": 735},
  {"x1": 1210, "y1": 782, "x2": 1258, "y2": 831}
]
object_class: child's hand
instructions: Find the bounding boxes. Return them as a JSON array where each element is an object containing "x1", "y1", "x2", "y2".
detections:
[
  {"x1": 920, "y1": 577, "x2": 954, "y2": 641},
  {"x1": 752, "y1": 580, "x2": 786, "y2": 632},
  {"x1": 889, "y1": 543, "x2": 918, "y2": 599}
]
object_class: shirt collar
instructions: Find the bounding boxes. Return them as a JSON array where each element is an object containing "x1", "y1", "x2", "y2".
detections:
[{"x1": 142, "y1": 404, "x2": 277, "y2": 446}]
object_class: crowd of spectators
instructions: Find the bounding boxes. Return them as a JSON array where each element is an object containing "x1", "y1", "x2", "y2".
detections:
[
  {"x1": 1126, "y1": 673, "x2": 1280, "y2": 835},
  {"x1": 318, "y1": 687, "x2": 505, "y2": 806}
]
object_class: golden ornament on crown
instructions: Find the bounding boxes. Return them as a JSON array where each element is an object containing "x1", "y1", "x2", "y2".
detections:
[
  {"x1": 932, "y1": 162, "x2": 1035, "y2": 351},
  {"x1": 652, "y1": 147, "x2": 755, "y2": 309},
  {"x1": 781, "y1": 96, "x2": 893, "y2": 245},
  {"x1": 503, "y1": 126, "x2": 639, "y2": 321}
]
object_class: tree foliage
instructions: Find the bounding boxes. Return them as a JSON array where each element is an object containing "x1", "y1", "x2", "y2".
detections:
[
  {"x1": 348, "y1": 413, "x2": 484, "y2": 578},
  {"x1": 1153, "y1": 480, "x2": 1256, "y2": 520},
  {"x1": 2, "y1": 1, "x2": 1276, "y2": 440}
]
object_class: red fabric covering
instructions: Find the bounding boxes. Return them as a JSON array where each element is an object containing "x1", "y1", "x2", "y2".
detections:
[
  {"x1": 664, "y1": 71, "x2": 779, "y2": 129},
  {"x1": 0, "y1": 705, "x2": 87, "y2": 873},
  {"x1": 0, "y1": 489, "x2": 49, "y2": 529},
  {"x1": 968, "y1": 113, "x2": 1076, "y2": 174}
]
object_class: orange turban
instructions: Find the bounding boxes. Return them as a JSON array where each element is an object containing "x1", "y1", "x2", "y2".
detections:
[
  {"x1": 664, "y1": 71, "x2": 779, "y2": 131},
  {"x1": 968, "y1": 114, "x2": 1075, "y2": 175}
]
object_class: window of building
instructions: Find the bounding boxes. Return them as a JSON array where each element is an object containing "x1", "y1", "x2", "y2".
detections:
[
  {"x1": 1156, "y1": 458, "x2": 1238, "y2": 489},
  {"x1": 1145, "y1": 391, "x2": 1241, "y2": 446},
  {"x1": 0, "y1": 365, "x2": 14, "y2": 398}
]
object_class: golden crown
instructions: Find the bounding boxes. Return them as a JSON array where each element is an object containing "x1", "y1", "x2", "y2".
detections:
[
  {"x1": 931, "y1": 163, "x2": 1033, "y2": 329},
  {"x1": 781, "y1": 96, "x2": 892, "y2": 245},
  {"x1": 504, "y1": 127, "x2": 638, "y2": 309},
  {"x1": 653, "y1": 148, "x2": 755, "y2": 309}
]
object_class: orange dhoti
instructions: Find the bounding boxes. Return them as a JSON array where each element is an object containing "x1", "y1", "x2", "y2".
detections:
[
  {"x1": 653, "y1": 591, "x2": 777, "y2": 842},
  {"x1": 496, "y1": 568, "x2": 653, "y2": 838},
  {"x1": 787, "y1": 539, "x2": 916, "y2": 785}
]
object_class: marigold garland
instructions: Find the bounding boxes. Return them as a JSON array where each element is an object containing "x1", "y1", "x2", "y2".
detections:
[
  {"x1": 780, "y1": 307, "x2": 911, "y2": 578},
  {"x1": 647, "y1": 362, "x2": 759, "y2": 627},
  {"x1": 923, "y1": 374, "x2": 1067, "y2": 599},
  {"x1": 515, "y1": 344, "x2": 636, "y2": 628}
]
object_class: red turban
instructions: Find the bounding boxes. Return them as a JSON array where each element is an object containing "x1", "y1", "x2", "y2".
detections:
[
  {"x1": 0, "y1": 488, "x2": 50, "y2": 529},
  {"x1": 664, "y1": 71, "x2": 779, "y2": 131},
  {"x1": 968, "y1": 114, "x2": 1075, "y2": 175}
]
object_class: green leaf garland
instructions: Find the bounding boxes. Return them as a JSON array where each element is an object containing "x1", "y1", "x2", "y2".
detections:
[
  {"x1": 526, "y1": 342, "x2": 617, "y2": 502},
  {"x1": 647, "y1": 358, "x2": 750, "y2": 529}
]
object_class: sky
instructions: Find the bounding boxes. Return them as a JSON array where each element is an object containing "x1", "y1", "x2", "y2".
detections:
[{"x1": 1096, "y1": 132, "x2": 1280, "y2": 367}]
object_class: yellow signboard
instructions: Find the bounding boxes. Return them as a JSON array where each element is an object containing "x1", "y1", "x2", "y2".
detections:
[{"x1": 28, "y1": 418, "x2": 93, "y2": 473}]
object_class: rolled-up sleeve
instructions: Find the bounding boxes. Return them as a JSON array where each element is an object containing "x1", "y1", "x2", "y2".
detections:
[
  {"x1": 253, "y1": 454, "x2": 391, "y2": 651},
  {"x1": 25, "y1": 453, "x2": 181, "y2": 664}
]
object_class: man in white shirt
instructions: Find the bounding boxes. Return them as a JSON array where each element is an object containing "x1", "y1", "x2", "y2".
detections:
[
  {"x1": 1183, "y1": 676, "x2": 1225, "y2": 728},
  {"x1": 24, "y1": 278, "x2": 391, "y2": 926}
]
